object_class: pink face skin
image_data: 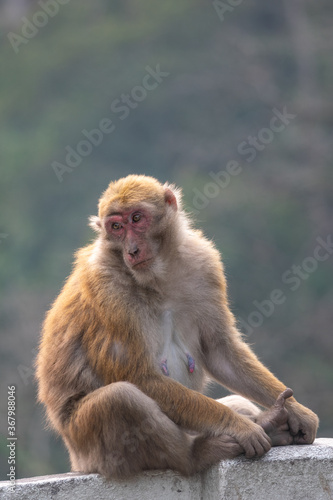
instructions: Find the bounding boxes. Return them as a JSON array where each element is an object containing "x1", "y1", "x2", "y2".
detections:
[{"x1": 104, "y1": 208, "x2": 155, "y2": 269}]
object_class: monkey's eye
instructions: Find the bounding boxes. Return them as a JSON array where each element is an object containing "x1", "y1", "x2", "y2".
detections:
[
  {"x1": 111, "y1": 222, "x2": 122, "y2": 230},
  {"x1": 132, "y1": 214, "x2": 141, "y2": 223}
]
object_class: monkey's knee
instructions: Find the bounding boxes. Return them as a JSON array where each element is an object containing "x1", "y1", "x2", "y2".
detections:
[
  {"x1": 66, "y1": 382, "x2": 194, "y2": 478},
  {"x1": 217, "y1": 395, "x2": 261, "y2": 421},
  {"x1": 105, "y1": 381, "x2": 148, "y2": 407}
]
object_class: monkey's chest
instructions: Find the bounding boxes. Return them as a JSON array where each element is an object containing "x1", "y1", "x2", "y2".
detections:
[{"x1": 156, "y1": 310, "x2": 204, "y2": 391}]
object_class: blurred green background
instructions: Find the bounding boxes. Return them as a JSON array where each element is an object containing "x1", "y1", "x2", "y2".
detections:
[{"x1": 0, "y1": 0, "x2": 332, "y2": 480}]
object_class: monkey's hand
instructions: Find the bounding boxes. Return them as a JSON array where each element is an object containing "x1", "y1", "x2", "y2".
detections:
[
  {"x1": 226, "y1": 417, "x2": 272, "y2": 458},
  {"x1": 286, "y1": 400, "x2": 319, "y2": 445}
]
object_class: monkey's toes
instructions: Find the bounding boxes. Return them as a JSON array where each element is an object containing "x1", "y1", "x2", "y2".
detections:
[
  {"x1": 276, "y1": 388, "x2": 293, "y2": 405},
  {"x1": 257, "y1": 389, "x2": 294, "y2": 445}
]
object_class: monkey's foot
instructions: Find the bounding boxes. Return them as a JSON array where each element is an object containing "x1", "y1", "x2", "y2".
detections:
[{"x1": 257, "y1": 388, "x2": 294, "y2": 446}]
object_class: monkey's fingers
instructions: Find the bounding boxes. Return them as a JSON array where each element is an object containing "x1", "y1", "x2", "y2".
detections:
[{"x1": 241, "y1": 427, "x2": 272, "y2": 459}]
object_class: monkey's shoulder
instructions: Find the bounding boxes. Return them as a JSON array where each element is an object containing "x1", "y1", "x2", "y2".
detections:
[
  {"x1": 180, "y1": 230, "x2": 223, "y2": 268},
  {"x1": 173, "y1": 231, "x2": 226, "y2": 293}
]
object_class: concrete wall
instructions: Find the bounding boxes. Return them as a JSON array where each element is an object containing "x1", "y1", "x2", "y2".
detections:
[{"x1": 1, "y1": 438, "x2": 332, "y2": 500}]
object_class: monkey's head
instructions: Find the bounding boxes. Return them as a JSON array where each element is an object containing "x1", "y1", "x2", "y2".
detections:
[{"x1": 89, "y1": 175, "x2": 184, "y2": 280}]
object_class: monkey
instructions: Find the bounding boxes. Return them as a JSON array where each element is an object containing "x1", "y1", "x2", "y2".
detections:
[{"x1": 36, "y1": 174, "x2": 319, "y2": 479}]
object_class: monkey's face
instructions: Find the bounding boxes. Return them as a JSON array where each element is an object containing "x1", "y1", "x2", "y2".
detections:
[
  {"x1": 89, "y1": 176, "x2": 179, "y2": 280},
  {"x1": 104, "y1": 206, "x2": 160, "y2": 271}
]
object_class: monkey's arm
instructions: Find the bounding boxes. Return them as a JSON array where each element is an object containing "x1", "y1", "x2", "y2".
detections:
[
  {"x1": 136, "y1": 373, "x2": 271, "y2": 457},
  {"x1": 201, "y1": 323, "x2": 319, "y2": 444}
]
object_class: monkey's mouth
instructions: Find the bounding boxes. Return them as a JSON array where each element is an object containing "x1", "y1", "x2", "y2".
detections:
[{"x1": 132, "y1": 258, "x2": 153, "y2": 269}]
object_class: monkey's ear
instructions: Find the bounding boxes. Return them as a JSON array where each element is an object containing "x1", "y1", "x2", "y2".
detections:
[
  {"x1": 164, "y1": 188, "x2": 178, "y2": 210},
  {"x1": 89, "y1": 216, "x2": 102, "y2": 232}
]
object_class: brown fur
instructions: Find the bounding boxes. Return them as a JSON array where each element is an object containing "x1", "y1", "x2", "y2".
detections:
[{"x1": 36, "y1": 175, "x2": 319, "y2": 478}]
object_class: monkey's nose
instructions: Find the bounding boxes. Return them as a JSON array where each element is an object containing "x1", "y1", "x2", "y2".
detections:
[{"x1": 128, "y1": 244, "x2": 139, "y2": 257}]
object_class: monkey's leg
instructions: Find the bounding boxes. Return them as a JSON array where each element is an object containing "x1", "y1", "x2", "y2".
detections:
[
  {"x1": 65, "y1": 381, "x2": 243, "y2": 479},
  {"x1": 65, "y1": 381, "x2": 190, "y2": 478},
  {"x1": 217, "y1": 389, "x2": 294, "y2": 446},
  {"x1": 216, "y1": 394, "x2": 262, "y2": 420}
]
